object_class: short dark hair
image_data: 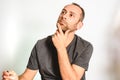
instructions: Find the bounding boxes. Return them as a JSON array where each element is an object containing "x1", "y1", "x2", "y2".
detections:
[{"x1": 72, "y1": 3, "x2": 85, "y2": 22}]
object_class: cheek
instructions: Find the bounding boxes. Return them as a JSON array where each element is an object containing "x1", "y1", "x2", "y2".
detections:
[
  {"x1": 69, "y1": 18, "x2": 77, "y2": 23},
  {"x1": 68, "y1": 20, "x2": 76, "y2": 26},
  {"x1": 58, "y1": 15, "x2": 62, "y2": 20},
  {"x1": 67, "y1": 19, "x2": 73, "y2": 25}
]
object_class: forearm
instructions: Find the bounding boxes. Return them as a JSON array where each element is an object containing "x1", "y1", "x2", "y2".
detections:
[
  {"x1": 18, "y1": 75, "x2": 23, "y2": 80},
  {"x1": 18, "y1": 75, "x2": 26, "y2": 80},
  {"x1": 57, "y1": 47, "x2": 78, "y2": 80},
  {"x1": 18, "y1": 69, "x2": 37, "y2": 80},
  {"x1": 18, "y1": 74, "x2": 34, "y2": 80}
]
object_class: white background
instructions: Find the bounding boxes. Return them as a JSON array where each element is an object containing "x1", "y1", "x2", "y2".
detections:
[{"x1": 0, "y1": 0, "x2": 120, "y2": 80}]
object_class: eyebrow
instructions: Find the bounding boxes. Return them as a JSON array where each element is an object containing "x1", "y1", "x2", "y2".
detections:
[
  {"x1": 62, "y1": 9, "x2": 66, "y2": 12},
  {"x1": 62, "y1": 8, "x2": 76, "y2": 15}
]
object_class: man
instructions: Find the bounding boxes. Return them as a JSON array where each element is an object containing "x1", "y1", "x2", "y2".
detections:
[{"x1": 2, "y1": 3, "x2": 93, "y2": 80}]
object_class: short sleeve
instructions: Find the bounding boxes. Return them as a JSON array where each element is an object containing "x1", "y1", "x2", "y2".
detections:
[
  {"x1": 72, "y1": 43, "x2": 93, "y2": 71},
  {"x1": 27, "y1": 43, "x2": 39, "y2": 70}
]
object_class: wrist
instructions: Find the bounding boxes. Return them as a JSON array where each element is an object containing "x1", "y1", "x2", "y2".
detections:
[{"x1": 56, "y1": 46, "x2": 66, "y2": 54}]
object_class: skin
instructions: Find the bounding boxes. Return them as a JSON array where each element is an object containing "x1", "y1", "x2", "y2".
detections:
[
  {"x1": 2, "y1": 4, "x2": 85, "y2": 80},
  {"x1": 52, "y1": 4, "x2": 84, "y2": 80}
]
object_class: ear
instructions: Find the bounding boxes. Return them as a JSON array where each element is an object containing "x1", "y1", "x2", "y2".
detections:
[{"x1": 76, "y1": 21, "x2": 83, "y2": 30}]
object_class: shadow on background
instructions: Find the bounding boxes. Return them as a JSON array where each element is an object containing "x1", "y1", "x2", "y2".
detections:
[{"x1": 106, "y1": 1, "x2": 120, "y2": 80}]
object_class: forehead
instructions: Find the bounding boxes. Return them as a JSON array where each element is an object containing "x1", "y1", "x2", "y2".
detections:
[{"x1": 63, "y1": 4, "x2": 82, "y2": 15}]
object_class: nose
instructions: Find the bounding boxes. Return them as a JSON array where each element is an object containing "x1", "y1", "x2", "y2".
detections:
[{"x1": 62, "y1": 13, "x2": 68, "y2": 20}]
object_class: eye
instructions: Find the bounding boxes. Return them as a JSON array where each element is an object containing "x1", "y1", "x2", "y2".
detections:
[
  {"x1": 70, "y1": 14, "x2": 73, "y2": 17},
  {"x1": 61, "y1": 9, "x2": 66, "y2": 15},
  {"x1": 61, "y1": 11, "x2": 65, "y2": 14}
]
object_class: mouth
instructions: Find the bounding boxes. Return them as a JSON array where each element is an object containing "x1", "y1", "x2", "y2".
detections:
[
  {"x1": 58, "y1": 20, "x2": 66, "y2": 26},
  {"x1": 57, "y1": 20, "x2": 69, "y2": 32}
]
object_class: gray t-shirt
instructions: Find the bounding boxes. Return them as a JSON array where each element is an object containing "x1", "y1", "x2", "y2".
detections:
[{"x1": 27, "y1": 34, "x2": 93, "y2": 80}]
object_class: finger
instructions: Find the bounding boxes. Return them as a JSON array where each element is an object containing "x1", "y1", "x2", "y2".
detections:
[
  {"x1": 7, "y1": 71, "x2": 17, "y2": 80},
  {"x1": 3, "y1": 71, "x2": 9, "y2": 76},
  {"x1": 3, "y1": 75, "x2": 15, "y2": 80},
  {"x1": 2, "y1": 75, "x2": 10, "y2": 79},
  {"x1": 65, "y1": 30, "x2": 70, "y2": 36},
  {"x1": 2, "y1": 71, "x2": 8, "y2": 80},
  {"x1": 57, "y1": 23, "x2": 63, "y2": 34},
  {"x1": 52, "y1": 33, "x2": 56, "y2": 39},
  {"x1": 2, "y1": 71, "x2": 13, "y2": 79},
  {"x1": 56, "y1": 30, "x2": 60, "y2": 36},
  {"x1": 8, "y1": 70, "x2": 16, "y2": 76},
  {"x1": 9, "y1": 76, "x2": 16, "y2": 80},
  {"x1": 53, "y1": 31, "x2": 57, "y2": 38}
]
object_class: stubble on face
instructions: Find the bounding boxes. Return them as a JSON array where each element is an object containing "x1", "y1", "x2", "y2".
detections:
[
  {"x1": 57, "y1": 19, "x2": 79, "y2": 33},
  {"x1": 56, "y1": 4, "x2": 82, "y2": 33},
  {"x1": 56, "y1": 18, "x2": 68, "y2": 32}
]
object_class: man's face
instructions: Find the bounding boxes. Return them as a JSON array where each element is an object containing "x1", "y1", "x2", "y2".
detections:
[{"x1": 57, "y1": 4, "x2": 82, "y2": 32}]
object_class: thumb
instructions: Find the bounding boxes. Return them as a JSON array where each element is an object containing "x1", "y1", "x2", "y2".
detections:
[
  {"x1": 65, "y1": 30, "x2": 70, "y2": 36},
  {"x1": 9, "y1": 70, "x2": 18, "y2": 80}
]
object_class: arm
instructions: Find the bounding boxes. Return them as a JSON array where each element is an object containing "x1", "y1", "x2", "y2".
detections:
[
  {"x1": 52, "y1": 24, "x2": 85, "y2": 80},
  {"x1": 2, "y1": 68, "x2": 37, "y2": 80},
  {"x1": 19, "y1": 68, "x2": 38, "y2": 80},
  {"x1": 57, "y1": 47, "x2": 85, "y2": 80}
]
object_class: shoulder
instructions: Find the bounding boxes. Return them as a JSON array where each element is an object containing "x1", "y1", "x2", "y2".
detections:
[
  {"x1": 75, "y1": 35, "x2": 93, "y2": 52},
  {"x1": 35, "y1": 35, "x2": 52, "y2": 48}
]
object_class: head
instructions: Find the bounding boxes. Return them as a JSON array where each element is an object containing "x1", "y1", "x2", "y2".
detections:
[{"x1": 57, "y1": 3, "x2": 85, "y2": 32}]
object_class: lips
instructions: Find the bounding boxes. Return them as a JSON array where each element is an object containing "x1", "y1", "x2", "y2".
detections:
[{"x1": 58, "y1": 20, "x2": 67, "y2": 26}]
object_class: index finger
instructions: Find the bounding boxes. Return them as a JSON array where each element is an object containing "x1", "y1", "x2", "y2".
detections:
[
  {"x1": 3, "y1": 71, "x2": 9, "y2": 76},
  {"x1": 8, "y1": 70, "x2": 16, "y2": 76},
  {"x1": 65, "y1": 30, "x2": 70, "y2": 37},
  {"x1": 57, "y1": 23, "x2": 63, "y2": 34}
]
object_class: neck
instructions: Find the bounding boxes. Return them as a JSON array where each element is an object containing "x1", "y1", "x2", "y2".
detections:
[{"x1": 65, "y1": 32, "x2": 75, "y2": 47}]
